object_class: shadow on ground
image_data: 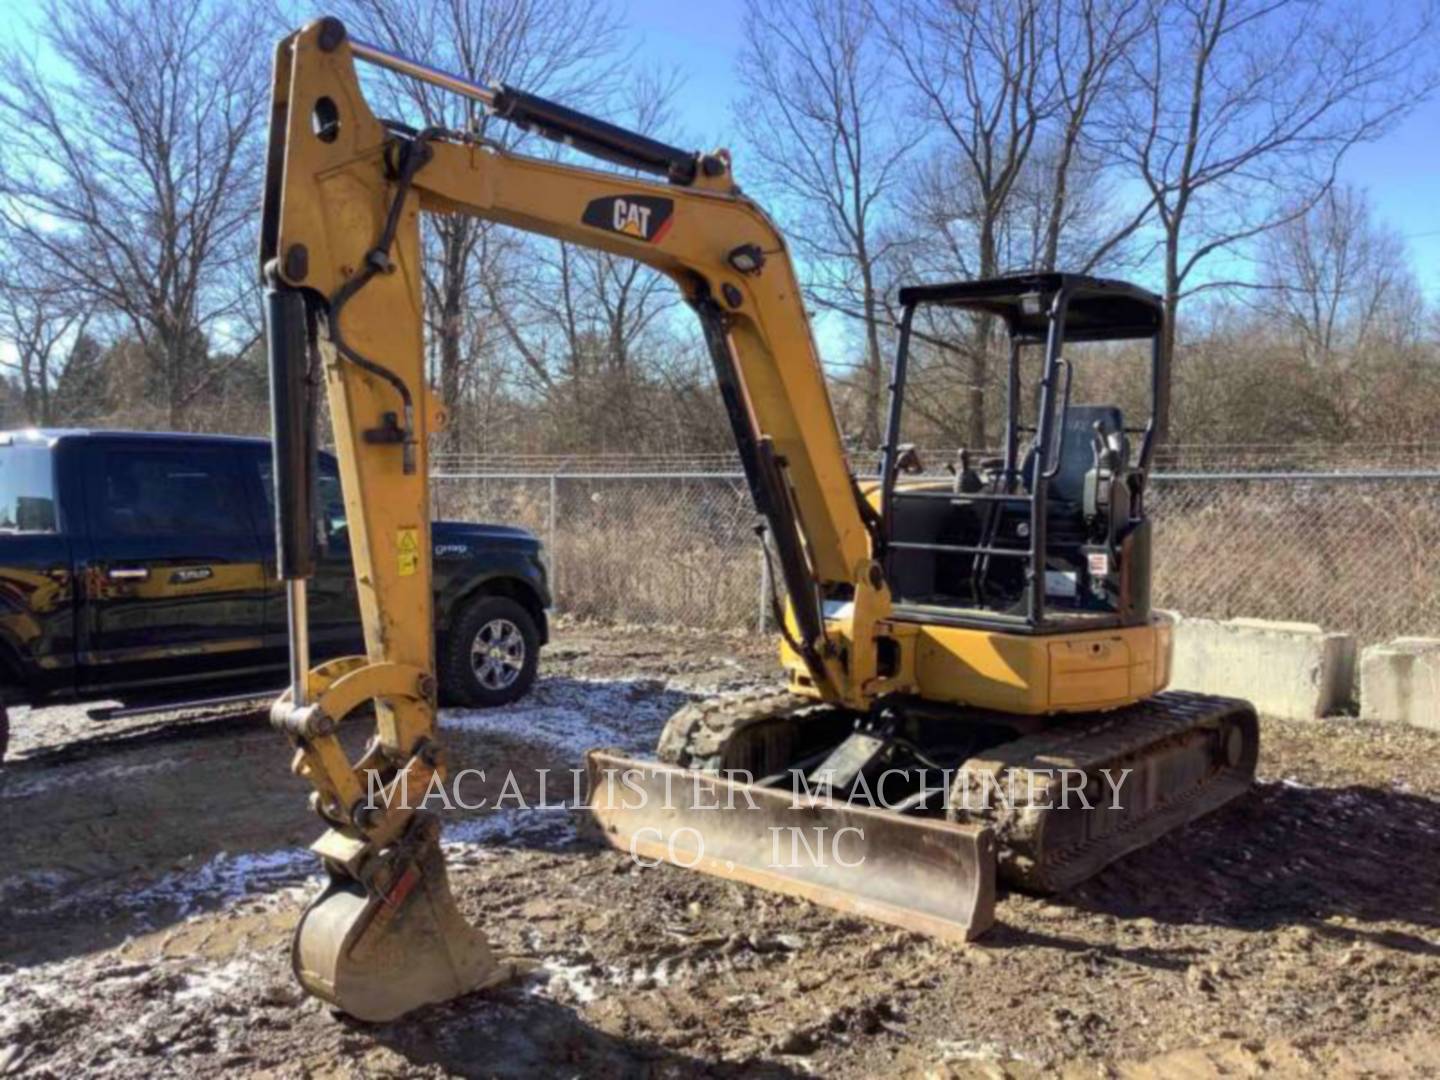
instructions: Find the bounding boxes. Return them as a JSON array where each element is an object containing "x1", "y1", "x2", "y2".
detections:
[
  {"x1": 369, "y1": 991, "x2": 808, "y2": 1080},
  {"x1": 0, "y1": 675, "x2": 692, "y2": 970},
  {"x1": 5, "y1": 703, "x2": 269, "y2": 766},
  {"x1": 1063, "y1": 780, "x2": 1440, "y2": 948}
]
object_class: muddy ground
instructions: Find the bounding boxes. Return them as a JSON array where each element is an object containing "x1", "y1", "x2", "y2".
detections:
[{"x1": 2, "y1": 622, "x2": 1439, "y2": 1078}]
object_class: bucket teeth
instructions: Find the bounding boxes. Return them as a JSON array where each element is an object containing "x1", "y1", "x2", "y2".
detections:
[{"x1": 291, "y1": 815, "x2": 516, "y2": 1023}]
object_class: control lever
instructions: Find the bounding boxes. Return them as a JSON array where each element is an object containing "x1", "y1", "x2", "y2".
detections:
[
  {"x1": 953, "y1": 448, "x2": 983, "y2": 494},
  {"x1": 894, "y1": 443, "x2": 925, "y2": 475},
  {"x1": 1092, "y1": 422, "x2": 1123, "y2": 473}
]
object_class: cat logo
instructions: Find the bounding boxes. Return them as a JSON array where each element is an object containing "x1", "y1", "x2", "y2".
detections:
[{"x1": 581, "y1": 195, "x2": 674, "y2": 244}]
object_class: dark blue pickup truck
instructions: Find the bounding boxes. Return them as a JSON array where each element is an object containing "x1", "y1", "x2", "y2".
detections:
[{"x1": 0, "y1": 429, "x2": 550, "y2": 757}]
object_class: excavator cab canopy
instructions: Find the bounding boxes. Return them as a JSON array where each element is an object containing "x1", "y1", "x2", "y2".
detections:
[
  {"x1": 897, "y1": 273, "x2": 1164, "y2": 342},
  {"x1": 879, "y1": 272, "x2": 1168, "y2": 634}
]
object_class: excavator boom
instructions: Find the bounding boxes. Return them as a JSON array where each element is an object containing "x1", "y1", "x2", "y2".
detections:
[{"x1": 262, "y1": 17, "x2": 996, "y2": 1021}]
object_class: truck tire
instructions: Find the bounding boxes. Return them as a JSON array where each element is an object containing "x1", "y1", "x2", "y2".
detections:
[{"x1": 439, "y1": 594, "x2": 540, "y2": 709}]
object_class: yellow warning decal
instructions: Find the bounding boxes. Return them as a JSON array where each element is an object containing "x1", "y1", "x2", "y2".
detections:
[{"x1": 397, "y1": 527, "x2": 420, "y2": 577}]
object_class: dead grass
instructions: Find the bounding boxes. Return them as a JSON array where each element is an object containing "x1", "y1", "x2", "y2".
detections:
[{"x1": 435, "y1": 475, "x2": 1440, "y2": 645}]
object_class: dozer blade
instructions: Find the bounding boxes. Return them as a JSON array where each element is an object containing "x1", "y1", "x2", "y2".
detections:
[
  {"x1": 585, "y1": 750, "x2": 997, "y2": 942},
  {"x1": 292, "y1": 816, "x2": 516, "y2": 1023}
]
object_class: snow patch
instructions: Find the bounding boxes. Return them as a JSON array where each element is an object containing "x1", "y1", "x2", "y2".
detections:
[
  {"x1": 443, "y1": 807, "x2": 576, "y2": 853},
  {"x1": 5, "y1": 848, "x2": 320, "y2": 921},
  {"x1": 121, "y1": 848, "x2": 319, "y2": 917},
  {"x1": 531, "y1": 958, "x2": 603, "y2": 1005},
  {"x1": 0, "y1": 758, "x2": 180, "y2": 800},
  {"x1": 11, "y1": 814, "x2": 571, "y2": 923},
  {"x1": 0, "y1": 868, "x2": 75, "y2": 906},
  {"x1": 4, "y1": 677, "x2": 721, "y2": 930},
  {"x1": 936, "y1": 1038, "x2": 1037, "y2": 1064},
  {"x1": 440, "y1": 676, "x2": 691, "y2": 759},
  {"x1": 175, "y1": 957, "x2": 260, "y2": 1003}
]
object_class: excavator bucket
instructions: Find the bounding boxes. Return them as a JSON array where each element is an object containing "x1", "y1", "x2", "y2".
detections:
[
  {"x1": 585, "y1": 751, "x2": 997, "y2": 941},
  {"x1": 291, "y1": 820, "x2": 516, "y2": 1023}
]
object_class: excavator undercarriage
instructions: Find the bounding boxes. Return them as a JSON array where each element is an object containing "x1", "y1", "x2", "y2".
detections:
[{"x1": 589, "y1": 686, "x2": 1257, "y2": 939}]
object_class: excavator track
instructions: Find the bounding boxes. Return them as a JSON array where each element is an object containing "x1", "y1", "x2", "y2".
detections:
[
  {"x1": 591, "y1": 689, "x2": 1255, "y2": 939},
  {"x1": 656, "y1": 688, "x2": 1259, "y2": 897},
  {"x1": 951, "y1": 691, "x2": 1260, "y2": 893},
  {"x1": 655, "y1": 687, "x2": 852, "y2": 772}
]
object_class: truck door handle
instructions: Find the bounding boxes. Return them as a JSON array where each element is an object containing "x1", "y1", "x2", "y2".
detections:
[{"x1": 107, "y1": 566, "x2": 151, "y2": 581}]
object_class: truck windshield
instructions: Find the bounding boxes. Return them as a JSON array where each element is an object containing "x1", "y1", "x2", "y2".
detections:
[{"x1": 0, "y1": 443, "x2": 58, "y2": 533}]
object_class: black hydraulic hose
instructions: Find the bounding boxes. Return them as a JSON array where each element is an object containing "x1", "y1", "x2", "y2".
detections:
[
  {"x1": 850, "y1": 471, "x2": 884, "y2": 558},
  {"x1": 325, "y1": 130, "x2": 440, "y2": 474},
  {"x1": 755, "y1": 522, "x2": 807, "y2": 660}
]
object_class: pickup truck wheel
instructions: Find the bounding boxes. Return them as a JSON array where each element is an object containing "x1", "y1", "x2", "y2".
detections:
[{"x1": 441, "y1": 595, "x2": 539, "y2": 708}]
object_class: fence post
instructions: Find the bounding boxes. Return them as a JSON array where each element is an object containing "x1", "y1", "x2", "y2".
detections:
[
  {"x1": 548, "y1": 474, "x2": 558, "y2": 605},
  {"x1": 757, "y1": 541, "x2": 769, "y2": 634}
]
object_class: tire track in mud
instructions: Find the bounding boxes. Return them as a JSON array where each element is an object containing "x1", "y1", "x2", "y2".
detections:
[{"x1": 4, "y1": 700, "x2": 272, "y2": 767}]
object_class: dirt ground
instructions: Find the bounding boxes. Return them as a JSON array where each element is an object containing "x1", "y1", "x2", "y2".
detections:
[{"x1": 3, "y1": 622, "x2": 1439, "y2": 1078}]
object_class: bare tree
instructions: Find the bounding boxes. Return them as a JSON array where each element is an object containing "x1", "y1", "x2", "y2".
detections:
[
  {"x1": 0, "y1": 254, "x2": 93, "y2": 425},
  {"x1": 1110, "y1": 0, "x2": 1437, "y2": 432},
  {"x1": 891, "y1": 138, "x2": 1133, "y2": 445},
  {"x1": 885, "y1": 0, "x2": 1056, "y2": 447},
  {"x1": 0, "y1": 0, "x2": 270, "y2": 428},
  {"x1": 1041, "y1": 0, "x2": 1153, "y2": 271},
  {"x1": 1263, "y1": 185, "x2": 1420, "y2": 363},
  {"x1": 488, "y1": 222, "x2": 689, "y2": 451},
  {"x1": 885, "y1": 0, "x2": 1164, "y2": 449},
  {"x1": 480, "y1": 68, "x2": 698, "y2": 452},
  {"x1": 735, "y1": 0, "x2": 917, "y2": 447},
  {"x1": 1256, "y1": 184, "x2": 1425, "y2": 440},
  {"x1": 334, "y1": 0, "x2": 625, "y2": 448}
]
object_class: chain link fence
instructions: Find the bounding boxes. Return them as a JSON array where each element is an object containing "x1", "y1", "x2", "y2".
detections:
[
  {"x1": 432, "y1": 471, "x2": 765, "y2": 629},
  {"x1": 431, "y1": 467, "x2": 1440, "y2": 647}
]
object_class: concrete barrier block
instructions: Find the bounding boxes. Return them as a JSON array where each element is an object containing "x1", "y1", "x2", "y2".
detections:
[
  {"x1": 1166, "y1": 614, "x2": 1356, "y2": 720},
  {"x1": 1359, "y1": 638, "x2": 1440, "y2": 730}
]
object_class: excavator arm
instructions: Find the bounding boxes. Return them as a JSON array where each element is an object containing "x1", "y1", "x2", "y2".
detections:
[
  {"x1": 261, "y1": 17, "x2": 976, "y2": 1022},
  {"x1": 263, "y1": 19, "x2": 890, "y2": 703}
]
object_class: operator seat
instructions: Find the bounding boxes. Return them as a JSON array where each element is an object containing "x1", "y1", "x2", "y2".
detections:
[{"x1": 1023, "y1": 405, "x2": 1127, "y2": 554}]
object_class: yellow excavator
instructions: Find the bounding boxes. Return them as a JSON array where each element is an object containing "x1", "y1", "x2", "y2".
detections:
[{"x1": 262, "y1": 18, "x2": 1258, "y2": 1022}]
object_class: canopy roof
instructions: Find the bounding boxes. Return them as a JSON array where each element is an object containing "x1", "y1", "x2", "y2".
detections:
[{"x1": 897, "y1": 273, "x2": 1163, "y2": 342}]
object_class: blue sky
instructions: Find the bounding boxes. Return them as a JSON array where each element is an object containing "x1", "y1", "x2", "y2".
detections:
[
  {"x1": 1, "y1": 0, "x2": 1435, "y2": 302},
  {"x1": 626, "y1": 0, "x2": 1440, "y2": 303}
]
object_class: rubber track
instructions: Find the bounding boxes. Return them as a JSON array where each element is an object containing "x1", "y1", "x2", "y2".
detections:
[
  {"x1": 952, "y1": 691, "x2": 1260, "y2": 893},
  {"x1": 656, "y1": 689, "x2": 1260, "y2": 898},
  {"x1": 655, "y1": 687, "x2": 838, "y2": 771}
]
